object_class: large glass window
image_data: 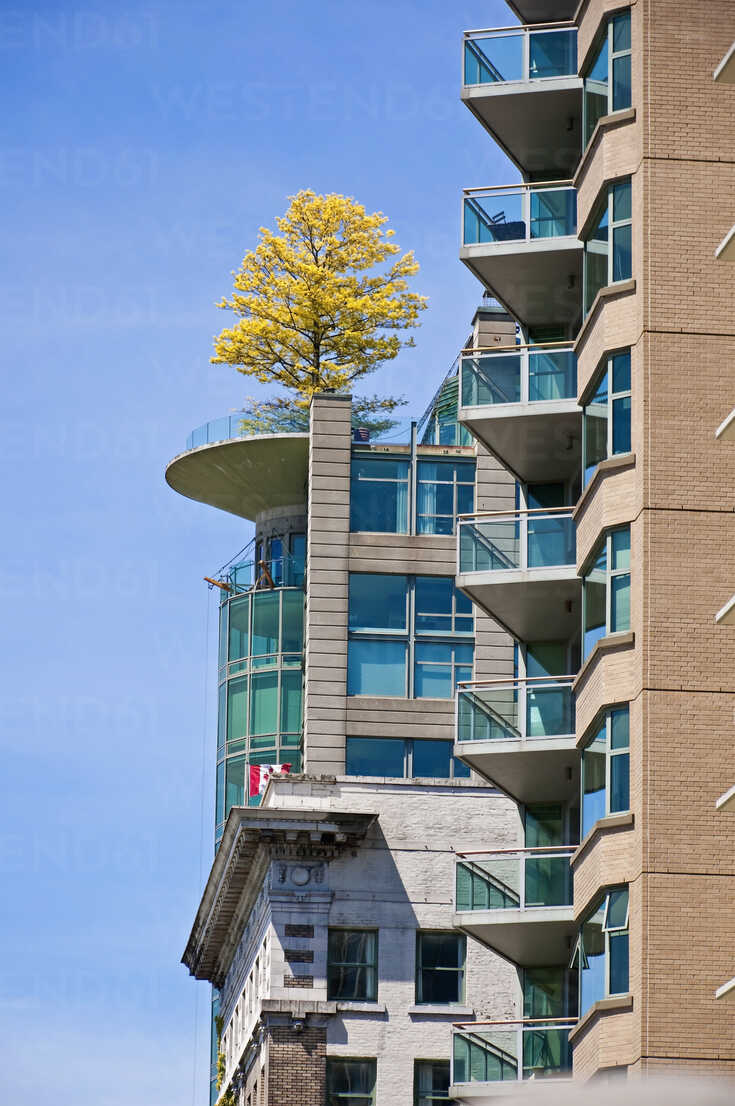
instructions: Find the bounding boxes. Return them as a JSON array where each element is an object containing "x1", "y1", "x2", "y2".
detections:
[
  {"x1": 523, "y1": 967, "x2": 577, "y2": 1019},
  {"x1": 583, "y1": 179, "x2": 633, "y2": 315},
  {"x1": 583, "y1": 10, "x2": 632, "y2": 144},
  {"x1": 216, "y1": 587, "x2": 304, "y2": 837},
  {"x1": 417, "y1": 460, "x2": 475, "y2": 535},
  {"x1": 327, "y1": 930, "x2": 378, "y2": 1002},
  {"x1": 347, "y1": 574, "x2": 473, "y2": 698},
  {"x1": 582, "y1": 351, "x2": 632, "y2": 485},
  {"x1": 326, "y1": 1059, "x2": 376, "y2": 1106},
  {"x1": 350, "y1": 454, "x2": 475, "y2": 536},
  {"x1": 582, "y1": 527, "x2": 631, "y2": 659},
  {"x1": 414, "y1": 1060, "x2": 453, "y2": 1106},
  {"x1": 345, "y1": 737, "x2": 471, "y2": 780},
  {"x1": 416, "y1": 932, "x2": 466, "y2": 1004},
  {"x1": 350, "y1": 457, "x2": 410, "y2": 533},
  {"x1": 581, "y1": 706, "x2": 630, "y2": 837},
  {"x1": 573, "y1": 888, "x2": 630, "y2": 1016}
]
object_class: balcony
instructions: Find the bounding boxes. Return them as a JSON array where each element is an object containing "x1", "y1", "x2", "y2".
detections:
[
  {"x1": 506, "y1": 2, "x2": 578, "y2": 24},
  {"x1": 458, "y1": 345, "x2": 580, "y2": 483},
  {"x1": 456, "y1": 509, "x2": 579, "y2": 642},
  {"x1": 462, "y1": 24, "x2": 582, "y2": 176},
  {"x1": 456, "y1": 677, "x2": 577, "y2": 803},
  {"x1": 451, "y1": 1019, "x2": 575, "y2": 1099},
  {"x1": 165, "y1": 416, "x2": 309, "y2": 521},
  {"x1": 454, "y1": 848, "x2": 575, "y2": 965},
  {"x1": 461, "y1": 184, "x2": 582, "y2": 330}
]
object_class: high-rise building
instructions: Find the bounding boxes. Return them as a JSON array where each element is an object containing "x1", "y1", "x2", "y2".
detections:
[
  {"x1": 451, "y1": 0, "x2": 735, "y2": 1095},
  {"x1": 168, "y1": 2, "x2": 735, "y2": 1102}
]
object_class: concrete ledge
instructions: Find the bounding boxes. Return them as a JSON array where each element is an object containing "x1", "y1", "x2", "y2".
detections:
[
  {"x1": 408, "y1": 1004, "x2": 475, "y2": 1017},
  {"x1": 335, "y1": 1002, "x2": 388, "y2": 1015},
  {"x1": 571, "y1": 812, "x2": 634, "y2": 865},
  {"x1": 261, "y1": 999, "x2": 337, "y2": 1016},
  {"x1": 574, "y1": 281, "x2": 637, "y2": 353},
  {"x1": 573, "y1": 632, "x2": 635, "y2": 693},
  {"x1": 568, "y1": 993, "x2": 633, "y2": 1044},
  {"x1": 573, "y1": 454, "x2": 636, "y2": 521}
]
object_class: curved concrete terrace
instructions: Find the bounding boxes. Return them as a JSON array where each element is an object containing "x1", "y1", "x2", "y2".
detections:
[{"x1": 165, "y1": 431, "x2": 309, "y2": 521}]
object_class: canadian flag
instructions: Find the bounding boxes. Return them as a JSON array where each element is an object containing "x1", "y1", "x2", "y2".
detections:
[{"x1": 249, "y1": 762, "x2": 292, "y2": 798}]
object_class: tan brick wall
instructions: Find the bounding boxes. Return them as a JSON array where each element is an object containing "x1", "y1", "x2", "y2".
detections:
[{"x1": 570, "y1": 0, "x2": 735, "y2": 1080}]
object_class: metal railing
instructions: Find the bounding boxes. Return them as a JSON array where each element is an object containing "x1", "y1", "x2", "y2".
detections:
[
  {"x1": 457, "y1": 508, "x2": 576, "y2": 574},
  {"x1": 463, "y1": 23, "x2": 578, "y2": 86},
  {"x1": 452, "y1": 1019, "x2": 575, "y2": 1085},
  {"x1": 218, "y1": 554, "x2": 306, "y2": 594},
  {"x1": 459, "y1": 343, "x2": 577, "y2": 407},
  {"x1": 456, "y1": 676, "x2": 575, "y2": 744},
  {"x1": 463, "y1": 182, "x2": 577, "y2": 246},
  {"x1": 455, "y1": 847, "x2": 574, "y2": 913}
]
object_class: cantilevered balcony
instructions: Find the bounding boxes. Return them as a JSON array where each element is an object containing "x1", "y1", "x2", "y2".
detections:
[
  {"x1": 454, "y1": 848, "x2": 575, "y2": 964},
  {"x1": 506, "y1": 2, "x2": 577, "y2": 24},
  {"x1": 456, "y1": 677, "x2": 577, "y2": 803},
  {"x1": 461, "y1": 183, "x2": 582, "y2": 330},
  {"x1": 165, "y1": 415, "x2": 308, "y2": 521},
  {"x1": 463, "y1": 24, "x2": 582, "y2": 176},
  {"x1": 457, "y1": 509, "x2": 579, "y2": 641},
  {"x1": 458, "y1": 345, "x2": 580, "y2": 483},
  {"x1": 451, "y1": 1019, "x2": 575, "y2": 1100}
]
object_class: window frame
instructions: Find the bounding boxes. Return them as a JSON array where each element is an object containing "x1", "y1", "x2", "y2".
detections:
[
  {"x1": 583, "y1": 178, "x2": 633, "y2": 315},
  {"x1": 325, "y1": 1057, "x2": 377, "y2": 1106},
  {"x1": 581, "y1": 706, "x2": 631, "y2": 837},
  {"x1": 573, "y1": 886, "x2": 630, "y2": 1015},
  {"x1": 350, "y1": 450, "x2": 475, "y2": 537},
  {"x1": 413, "y1": 1059, "x2": 453, "y2": 1106},
  {"x1": 347, "y1": 574, "x2": 474, "y2": 699},
  {"x1": 582, "y1": 10, "x2": 632, "y2": 144},
  {"x1": 415, "y1": 931, "x2": 467, "y2": 1006},
  {"x1": 344, "y1": 736, "x2": 471, "y2": 781},
  {"x1": 581, "y1": 526, "x2": 631, "y2": 659},
  {"x1": 582, "y1": 350, "x2": 632, "y2": 485},
  {"x1": 327, "y1": 928, "x2": 379, "y2": 1003}
]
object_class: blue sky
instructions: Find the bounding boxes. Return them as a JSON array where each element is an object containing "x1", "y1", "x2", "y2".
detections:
[{"x1": 0, "y1": 1, "x2": 516, "y2": 1101}]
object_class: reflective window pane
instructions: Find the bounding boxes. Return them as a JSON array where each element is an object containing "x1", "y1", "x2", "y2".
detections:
[
  {"x1": 413, "y1": 740, "x2": 452, "y2": 778},
  {"x1": 610, "y1": 708, "x2": 630, "y2": 749},
  {"x1": 228, "y1": 596, "x2": 250, "y2": 662},
  {"x1": 347, "y1": 639, "x2": 407, "y2": 696},
  {"x1": 349, "y1": 574, "x2": 407, "y2": 632},
  {"x1": 250, "y1": 671, "x2": 279, "y2": 735},
  {"x1": 612, "y1": 395, "x2": 631, "y2": 453},
  {"x1": 610, "y1": 753, "x2": 630, "y2": 813},
  {"x1": 609, "y1": 931, "x2": 629, "y2": 994},
  {"x1": 252, "y1": 592, "x2": 280, "y2": 656},
  {"x1": 612, "y1": 223, "x2": 632, "y2": 281},
  {"x1": 345, "y1": 737, "x2": 405, "y2": 777},
  {"x1": 612, "y1": 351, "x2": 631, "y2": 392},
  {"x1": 612, "y1": 53, "x2": 631, "y2": 110},
  {"x1": 611, "y1": 528, "x2": 631, "y2": 571}
]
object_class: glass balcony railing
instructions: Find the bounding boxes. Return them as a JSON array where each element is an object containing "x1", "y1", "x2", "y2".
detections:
[
  {"x1": 218, "y1": 553, "x2": 306, "y2": 595},
  {"x1": 456, "y1": 847, "x2": 574, "y2": 913},
  {"x1": 457, "y1": 677, "x2": 575, "y2": 744},
  {"x1": 463, "y1": 183, "x2": 577, "y2": 246},
  {"x1": 453, "y1": 1020, "x2": 575, "y2": 1085},
  {"x1": 464, "y1": 24, "x2": 577, "y2": 86},
  {"x1": 187, "y1": 414, "x2": 251, "y2": 451},
  {"x1": 460, "y1": 345, "x2": 576, "y2": 407},
  {"x1": 458, "y1": 509, "x2": 575, "y2": 574}
]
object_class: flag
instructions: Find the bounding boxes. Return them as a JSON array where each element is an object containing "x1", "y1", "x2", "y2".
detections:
[{"x1": 248, "y1": 762, "x2": 292, "y2": 798}]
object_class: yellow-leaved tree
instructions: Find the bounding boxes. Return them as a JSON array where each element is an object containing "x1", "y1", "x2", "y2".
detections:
[{"x1": 212, "y1": 190, "x2": 427, "y2": 433}]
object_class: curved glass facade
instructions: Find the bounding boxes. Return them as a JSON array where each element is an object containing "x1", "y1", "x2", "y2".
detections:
[{"x1": 215, "y1": 586, "x2": 304, "y2": 840}]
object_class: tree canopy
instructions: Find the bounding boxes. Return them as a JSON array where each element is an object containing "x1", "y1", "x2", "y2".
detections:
[{"x1": 212, "y1": 190, "x2": 427, "y2": 430}]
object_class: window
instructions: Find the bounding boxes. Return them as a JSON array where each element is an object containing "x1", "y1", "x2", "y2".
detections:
[
  {"x1": 416, "y1": 932, "x2": 466, "y2": 1004},
  {"x1": 326, "y1": 1059, "x2": 376, "y2": 1106},
  {"x1": 327, "y1": 930, "x2": 378, "y2": 1001},
  {"x1": 350, "y1": 456, "x2": 410, "y2": 533},
  {"x1": 583, "y1": 179, "x2": 632, "y2": 314},
  {"x1": 350, "y1": 454, "x2": 475, "y2": 536},
  {"x1": 523, "y1": 967, "x2": 577, "y2": 1019},
  {"x1": 345, "y1": 737, "x2": 471, "y2": 780},
  {"x1": 417, "y1": 460, "x2": 475, "y2": 535},
  {"x1": 347, "y1": 574, "x2": 474, "y2": 698},
  {"x1": 583, "y1": 10, "x2": 632, "y2": 144},
  {"x1": 581, "y1": 707, "x2": 630, "y2": 837},
  {"x1": 414, "y1": 1060, "x2": 453, "y2": 1106},
  {"x1": 582, "y1": 527, "x2": 631, "y2": 659},
  {"x1": 573, "y1": 888, "x2": 629, "y2": 1016},
  {"x1": 582, "y1": 351, "x2": 632, "y2": 485}
]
